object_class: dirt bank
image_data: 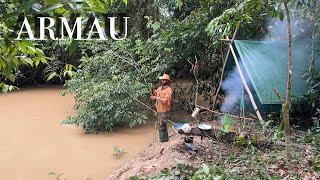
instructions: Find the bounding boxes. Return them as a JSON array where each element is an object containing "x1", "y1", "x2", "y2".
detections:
[{"x1": 109, "y1": 133, "x2": 220, "y2": 180}]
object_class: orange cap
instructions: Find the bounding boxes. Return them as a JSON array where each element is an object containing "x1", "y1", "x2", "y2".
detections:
[{"x1": 159, "y1": 74, "x2": 170, "y2": 81}]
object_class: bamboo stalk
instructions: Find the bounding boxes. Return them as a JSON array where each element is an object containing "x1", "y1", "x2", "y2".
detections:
[{"x1": 228, "y1": 41, "x2": 264, "y2": 122}]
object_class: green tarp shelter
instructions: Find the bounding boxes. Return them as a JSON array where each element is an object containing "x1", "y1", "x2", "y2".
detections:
[{"x1": 226, "y1": 40, "x2": 320, "y2": 113}]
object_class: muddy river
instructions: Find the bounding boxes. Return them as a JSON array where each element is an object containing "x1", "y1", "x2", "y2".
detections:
[{"x1": 0, "y1": 87, "x2": 154, "y2": 180}]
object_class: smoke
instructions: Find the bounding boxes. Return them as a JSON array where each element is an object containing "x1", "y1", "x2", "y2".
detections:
[
  {"x1": 220, "y1": 67, "x2": 243, "y2": 113},
  {"x1": 264, "y1": 9, "x2": 313, "y2": 40}
]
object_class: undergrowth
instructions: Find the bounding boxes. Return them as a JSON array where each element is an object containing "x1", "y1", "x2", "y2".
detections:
[{"x1": 130, "y1": 127, "x2": 320, "y2": 180}]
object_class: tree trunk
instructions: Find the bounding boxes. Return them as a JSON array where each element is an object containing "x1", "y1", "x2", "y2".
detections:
[{"x1": 283, "y1": 0, "x2": 292, "y2": 159}]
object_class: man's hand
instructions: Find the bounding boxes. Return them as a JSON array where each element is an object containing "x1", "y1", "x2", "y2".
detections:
[{"x1": 150, "y1": 96, "x2": 158, "y2": 100}]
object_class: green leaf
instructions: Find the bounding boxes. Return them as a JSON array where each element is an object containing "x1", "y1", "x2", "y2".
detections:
[
  {"x1": 0, "y1": 12, "x2": 16, "y2": 21},
  {"x1": 1, "y1": 84, "x2": 16, "y2": 93},
  {"x1": 46, "y1": 72, "x2": 59, "y2": 82},
  {"x1": 35, "y1": 48, "x2": 45, "y2": 58},
  {"x1": 34, "y1": 57, "x2": 40, "y2": 67},
  {"x1": 20, "y1": 57, "x2": 33, "y2": 66},
  {"x1": 221, "y1": 114, "x2": 232, "y2": 133},
  {"x1": 40, "y1": 3, "x2": 64, "y2": 13},
  {"x1": 202, "y1": 164, "x2": 210, "y2": 175},
  {"x1": 7, "y1": 73, "x2": 16, "y2": 82},
  {"x1": 279, "y1": 12, "x2": 284, "y2": 21},
  {"x1": 2, "y1": 84, "x2": 9, "y2": 93},
  {"x1": 122, "y1": 0, "x2": 128, "y2": 5},
  {"x1": 0, "y1": 59, "x2": 7, "y2": 68}
]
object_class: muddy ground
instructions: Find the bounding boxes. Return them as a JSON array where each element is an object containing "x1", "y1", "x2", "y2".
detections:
[{"x1": 109, "y1": 133, "x2": 228, "y2": 179}]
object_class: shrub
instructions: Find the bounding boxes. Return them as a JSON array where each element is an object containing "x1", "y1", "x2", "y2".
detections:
[{"x1": 65, "y1": 40, "x2": 164, "y2": 133}]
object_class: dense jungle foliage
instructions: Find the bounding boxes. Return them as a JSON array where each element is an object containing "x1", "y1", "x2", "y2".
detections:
[
  {"x1": 0, "y1": 0, "x2": 319, "y2": 133},
  {"x1": 64, "y1": 40, "x2": 160, "y2": 132}
]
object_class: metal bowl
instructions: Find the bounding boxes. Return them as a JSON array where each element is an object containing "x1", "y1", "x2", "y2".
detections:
[{"x1": 198, "y1": 123, "x2": 212, "y2": 130}]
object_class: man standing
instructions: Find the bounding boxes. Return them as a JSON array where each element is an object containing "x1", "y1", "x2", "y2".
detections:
[{"x1": 150, "y1": 73, "x2": 173, "y2": 142}]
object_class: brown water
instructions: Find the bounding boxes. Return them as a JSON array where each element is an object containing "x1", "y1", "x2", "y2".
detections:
[{"x1": 0, "y1": 87, "x2": 154, "y2": 180}]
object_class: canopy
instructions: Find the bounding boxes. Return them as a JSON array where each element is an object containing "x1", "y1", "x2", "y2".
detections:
[{"x1": 233, "y1": 40, "x2": 320, "y2": 105}]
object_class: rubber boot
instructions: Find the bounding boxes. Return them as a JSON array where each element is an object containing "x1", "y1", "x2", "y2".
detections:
[{"x1": 159, "y1": 125, "x2": 169, "y2": 142}]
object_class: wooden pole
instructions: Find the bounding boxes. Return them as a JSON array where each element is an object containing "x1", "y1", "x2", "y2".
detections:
[
  {"x1": 283, "y1": 0, "x2": 293, "y2": 159},
  {"x1": 196, "y1": 104, "x2": 257, "y2": 121},
  {"x1": 212, "y1": 23, "x2": 240, "y2": 110},
  {"x1": 228, "y1": 41, "x2": 264, "y2": 122},
  {"x1": 220, "y1": 38, "x2": 233, "y2": 42}
]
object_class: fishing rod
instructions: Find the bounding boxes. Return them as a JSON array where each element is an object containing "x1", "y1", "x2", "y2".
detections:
[
  {"x1": 122, "y1": 88, "x2": 156, "y2": 112},
  {"x1": 122, "y1": 88, "x2": 158, "y2": 146},
  {"x1": 122, "y1": 88, "x2": 175, "y2": 124}
]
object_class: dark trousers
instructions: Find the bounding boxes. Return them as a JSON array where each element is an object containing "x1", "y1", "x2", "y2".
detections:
[{"x1": 157, "y1": 112, "x2": 169, "y2": 142}]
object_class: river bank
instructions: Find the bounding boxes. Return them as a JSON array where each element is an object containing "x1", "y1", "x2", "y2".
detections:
[
  {"x1": 109, "y1": 126, "x2": 319, "y2": 179},
  {"x1": 109, "y1": 133, "x2": 212, "y2": 179},
  {"x1": 0, "y1": 87, "x2": 154, "y2": 180}
]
